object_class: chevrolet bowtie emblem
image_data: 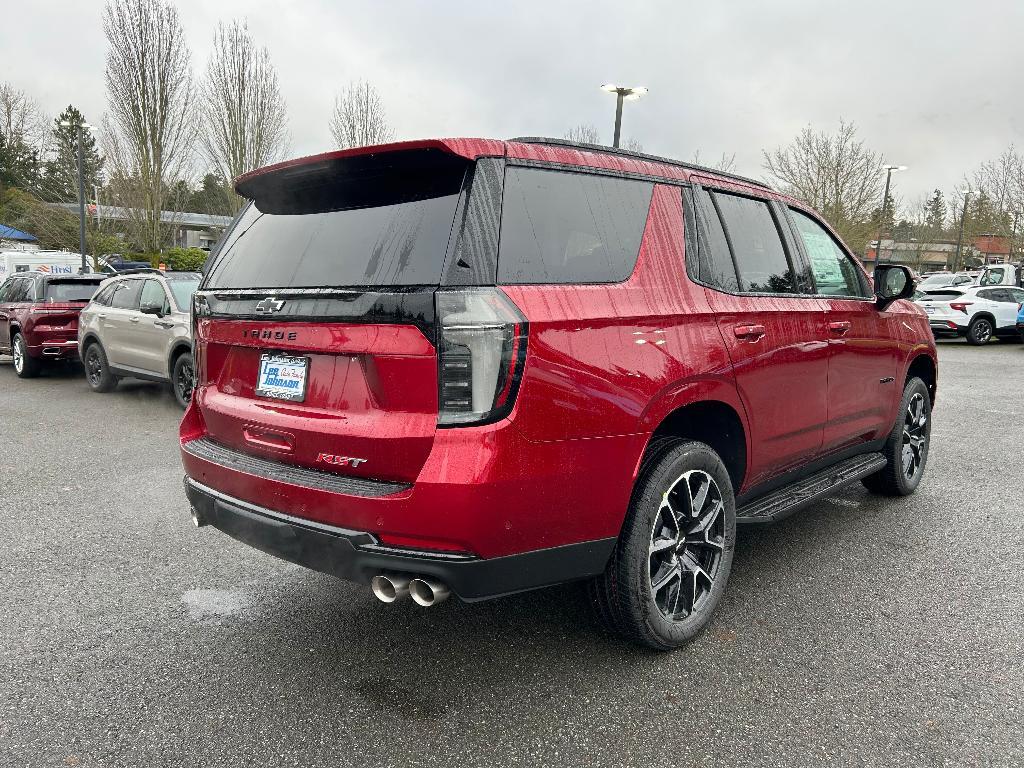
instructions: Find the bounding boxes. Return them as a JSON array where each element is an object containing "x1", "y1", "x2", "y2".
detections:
[{"x1": 254, "y1": 297, "x2": 285, "y2": 314}]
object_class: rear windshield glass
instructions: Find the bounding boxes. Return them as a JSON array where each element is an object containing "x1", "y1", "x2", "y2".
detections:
[
  {"x1": 206, "y1": 151, "x2": 469, "y2": 290},
  {"x1": 497, "y1": 167, "x2": 653, "y2": 284},
  {"x1": 44, "y1": 281, "x2": 102, "y2": 302},
  {"x1": 167, "y1": 277, "x2": 200, "y2": 310}
]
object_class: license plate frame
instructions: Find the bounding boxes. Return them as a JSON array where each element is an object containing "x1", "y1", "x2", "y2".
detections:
[{"x1": 255, "y1": 353, "x2": 309, "y2": 402}]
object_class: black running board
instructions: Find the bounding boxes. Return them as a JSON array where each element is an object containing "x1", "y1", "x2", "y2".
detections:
[{"x1": 736, "y1": 452, "x2": 887, "y2": 525}]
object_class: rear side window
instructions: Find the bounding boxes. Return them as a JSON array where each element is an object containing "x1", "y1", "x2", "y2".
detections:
[
  {"x1": 694, "y1": 190, "x2": 739, "y2": 292},
  {"x1": 713, "y1": 192, "x2": 796, "y2": 294},
  {"x1": 497, "y1": 167, "x2": 653, "y2": 284},
  {"x1": 790, "y1": 208, "x2": 867, "y2": 298},
  {"x1": 110, "y1": 280, "x2": 143, "y2": 310},
  {"x1": 44, "y1": 281, "x2": 102, "y2": 303},
  {"x1": 7, "y1": 278, "x2": 31, "y2": 302},
  {"x1": 91, "y1": 282, "x2": 117, "y2": 306}
]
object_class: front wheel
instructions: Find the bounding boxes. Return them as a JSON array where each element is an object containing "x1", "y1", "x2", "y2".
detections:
[
  {"x1": 862, "y1": 377, "x2": 931, "y2": 496},
  {"x1": 171, "y1": 352, "x2": 194, "y2": 409},
  {"x1": 12, "y1": 333, "x2": 41, "y2": 379},
  {"x1": 589, "y1": 440, "x2": 736, "y2": 650},
  {"x1": 83, "y1": 343, "x2": 118, "y2": 393}
]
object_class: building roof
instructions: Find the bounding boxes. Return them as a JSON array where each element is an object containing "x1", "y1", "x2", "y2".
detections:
[
  {"x1": 53, "y1": 204, "x2": 232, "y2": 228},
  {"x1": 0, "y1": 224, "x2": 37, "y2": 241}
]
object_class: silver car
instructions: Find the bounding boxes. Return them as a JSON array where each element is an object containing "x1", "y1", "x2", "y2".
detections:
[{"x1": 78, "y1": 271, "x2": 200, "y2": 407}]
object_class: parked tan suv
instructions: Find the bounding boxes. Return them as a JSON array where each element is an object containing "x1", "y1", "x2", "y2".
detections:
[{"x1": 78, "y1": 271, "x2": 200, "y2": 407}]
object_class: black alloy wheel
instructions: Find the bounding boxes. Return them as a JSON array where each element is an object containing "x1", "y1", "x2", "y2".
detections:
[{"x1": 648, "y1": 469, "x2": 726, "y2": 619}]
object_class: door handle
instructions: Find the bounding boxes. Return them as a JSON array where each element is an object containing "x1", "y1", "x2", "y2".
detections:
[
  {"x1": 828, "y1": 321, "x2": 852, "y2": 335},
  {"x1": 129, "y1": 316, "x2": 140, "y2": 324},
  {"x1": 98, "y1": 314, "x2": 107, "y2": 321},
  {"x1": 733, "y1": 324, "x2": 766, "y2": 341},
  {"x1": 154, "y1": 321, "x2": 174, "y2": 329}
]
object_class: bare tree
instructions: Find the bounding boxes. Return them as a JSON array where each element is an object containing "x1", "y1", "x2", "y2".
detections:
[
  {"x1": 329, "y1": 81, "x2": 393, "y2": 149},
  {"x1": 564, "y1": 124, "x2": 601, "y2": 145},
  {"x1": 969, "y1": 146, "x2": 1024, "y2": 240},
  {"x1": 0, "y1": 83, "x2": 48, "y2": 148},
  {"x1": 692, "y1": 150, "x2": 737, "y2": 173},
  {"x1": 763, "y1": 120, "x2": 883, "y2": 255},
  {"x1": 623, "y1": 137, "x2": 644, "y2": 153},
  {"x1": 102, "y1": 0, "x2": 195, "y2": 253},
  {"x1": 200, "y1": 20, "x2": 289, "y2": 212}
]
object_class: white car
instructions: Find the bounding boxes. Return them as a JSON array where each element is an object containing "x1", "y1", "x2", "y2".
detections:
[{"x1": 917, "y1": 285, "x2": 1024, "y2": 345}]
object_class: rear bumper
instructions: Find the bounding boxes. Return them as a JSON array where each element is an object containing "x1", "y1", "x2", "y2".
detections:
[
  {"x1": 27, "y1": 338, "x2": 79, "y2": 359},
  {"x1": 184, "y1": 476, "x2": 615, "y2": 601},
  {"x1": 928, "y1": 319, "x2": 963, "y2": 337}
]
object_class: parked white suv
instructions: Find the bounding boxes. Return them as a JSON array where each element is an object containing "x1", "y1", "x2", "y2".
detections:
[{"x1": 917, "y1": 285, "x2": 1024, "y2": 344}]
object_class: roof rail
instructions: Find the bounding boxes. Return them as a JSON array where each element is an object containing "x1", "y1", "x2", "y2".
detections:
[
  {"x1": 508, "y1": 137, "x2": 771, "y2": 189},
  {"x1": 110, "y1": 267, "x2": 163, "y2": 276}
]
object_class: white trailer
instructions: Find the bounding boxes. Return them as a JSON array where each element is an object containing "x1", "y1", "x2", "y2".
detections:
[{"x1": 0, "y1": 250, "x2": 88, "y2": 281}]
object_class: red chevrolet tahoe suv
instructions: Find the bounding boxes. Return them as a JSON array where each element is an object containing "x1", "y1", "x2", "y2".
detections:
[
  {"x1": 0, "y1": 272, "x2": 105, "y2": 378},
  {"x1": 181, "y1": 138, "x2": 936, "y2": 649}
]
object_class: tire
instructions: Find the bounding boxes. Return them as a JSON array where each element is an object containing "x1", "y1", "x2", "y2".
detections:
[
  {"x1": 862, "y1": 377, "x2": 931, "y2": 497},
  {"x1": 966, "y1": 316, "x2": 993, "y2": 345},
  {"x1": 171, "y1": 351, "x2": 194, "y2": 409},
  {"x1": 83, "y1": 342, "x2": 118, "y2": 393},
  {"x1": 11, "y1": 333, "x2": 41, "y2": 379},
  {"x1": 589, "y1": 440, "x2": 737, "y2": 650}
]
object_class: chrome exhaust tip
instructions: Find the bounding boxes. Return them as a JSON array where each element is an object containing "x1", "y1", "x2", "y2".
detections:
[
  {"x1": 371, "y1": 574, "x2": 411, "y2": 603},
  {"x1": 409, "y1": 577, "x2": 450, "y2": 607},
  {"x1": 189, "y1": 506, "x2": 207, "y2": 527}
]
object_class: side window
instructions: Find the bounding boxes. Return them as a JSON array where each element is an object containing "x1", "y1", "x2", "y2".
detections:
[
  {"x1": 8, "y1": 279, "x2": 29, "y2": 302},
  {"x1": 91, "y1": 282, "x2": 116, "y2": 306},
  {"x1": 497, "y1": 167, "x2": 653, "y2": 284},
  {"x1": 0, "y1": 278, "x2": 12, "y2": 302},
  {"x1": 789, "y1": 208, "x2": 868, "y2": 298},
  {"x1": 991, "y1": 289, "x2": 1015, "y2": 303},
  {"x1": 139, "y1": 279, "x2": 168, "y2": 312},
  {"x1": 693, "y1": 189, "x2": 739, "y2": 292},
  {"x1": 110, "y1": 280, "x2": 143, "y2": 310},
  {"x1": 980, "y1": 268, "x2": 997, "y2": 286},
  {"x1": 713, "y1": 192, "x2": 795, "y2": 294},
  {"x1": 976, "y1": 289, "x2": 996, "y2": 302},
  {"x1": 1007, "y1": 288, "x2": 1024, "y2": 304}
]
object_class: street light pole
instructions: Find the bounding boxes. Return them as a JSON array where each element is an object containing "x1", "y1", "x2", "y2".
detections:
[
  {"x1": 61, "y1": 120, "x2": 95, "y2": 273},
  {"x1": 954, "y1": 189, "x2": 974, "y2": 272},
  {"x1": 600, "y1": 84, "x2": 647, "y2": 148},
  {"x1": 75, "y1": 127, "x2": 87, "y2": 272},
  {"x1": 875, "y1": 164, "x2": 906, "y2": 265}
]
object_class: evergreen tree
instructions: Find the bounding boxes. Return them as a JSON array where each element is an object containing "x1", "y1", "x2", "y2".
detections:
[
  {"x1": 0, "y1": 130, "x2": 42, "y2": 189},
  {"x1": 870, "y1": 190, "x2": 897, "y2": 234},
  {"x1": 924, "y1": 189, "x2": 947, "y2": 236},
  {"x1": 42, "y1": 105, "x2": 104, "y2": 202},
  {"x1": 188, "y1": 173, "x2": 234, "y2": 215}
]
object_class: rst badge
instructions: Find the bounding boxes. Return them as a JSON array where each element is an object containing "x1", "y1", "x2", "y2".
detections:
[{"x1": 316, "y1": 453, "x2": 367, "y2": 468}]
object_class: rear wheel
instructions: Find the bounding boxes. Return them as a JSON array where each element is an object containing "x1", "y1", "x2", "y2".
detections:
[
  {"x1": 171, "y1": 352, "x2": 194, "y2": 409},
  {"x1": 12, "y1": 333, "x2": 41, "y2": 379},
  {"x1": 862, "y1": 377, "x2": 931, "y2": 496},
  {"x1": 966, "y1": 316, "x2": 993, "y2": 345},
  {"x1": 589, "y1": 440, "x2": 736, "y2": 650},
  {"x1": 83, "y1": 342, "x2": 118, "y2": 393}
]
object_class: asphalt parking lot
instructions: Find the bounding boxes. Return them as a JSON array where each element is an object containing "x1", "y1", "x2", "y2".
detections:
[{"x1": 1, "y1": 340, "x2": 1021, "y2": 767}]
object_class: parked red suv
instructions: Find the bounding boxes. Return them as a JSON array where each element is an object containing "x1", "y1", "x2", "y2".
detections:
[
  {"x1": 181, "y1": 138, "x2": 936, "y2": 649},
  {"x1": 0, "y1": 272, "x2": 106, "y2": 378}
]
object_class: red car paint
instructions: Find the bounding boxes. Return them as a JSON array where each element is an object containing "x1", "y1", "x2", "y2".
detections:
[{"x1": 181, "y1": 138, "x2": 937, "y2": 585}]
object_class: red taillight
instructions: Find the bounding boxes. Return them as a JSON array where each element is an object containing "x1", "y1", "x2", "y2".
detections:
[
  {"x1": 436, "y1": 288, "x2": 528, "y2": 427},
  {"x1": 949, "y1": 302, "x2": 972, "y2": 314}
]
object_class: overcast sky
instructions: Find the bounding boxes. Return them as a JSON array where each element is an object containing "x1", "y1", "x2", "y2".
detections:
[{"x1": 9, "y1": 0, "x2": 1024, "y2": 213}]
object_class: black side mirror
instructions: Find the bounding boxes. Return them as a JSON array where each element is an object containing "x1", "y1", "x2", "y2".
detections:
[
  {"x1": 873, "y1": 264, "x2": 916, "y2": 310},
  {"x1": 140, "y1": 304, "x2": 163, "y2": 316}
]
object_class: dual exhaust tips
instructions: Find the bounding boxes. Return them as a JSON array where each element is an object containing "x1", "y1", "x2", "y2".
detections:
[{"x1": 370, "y1": 574, "x2": 450, "y2": 607}]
